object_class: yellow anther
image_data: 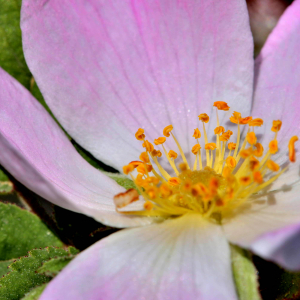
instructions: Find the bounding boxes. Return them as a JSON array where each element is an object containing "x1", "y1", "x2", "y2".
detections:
[
  {"x1": 123, "y1": 164, "x2": 135, "y2": 175},
  {"x1": 154, "y1": 137, "x2": 166, "y2": 145},
  {"x1": 168, "y1": 177, "x2": 181, "y2": 186},
  {"x1": 142, "y1": 140, "x2": 154, "y2": 152},
  {"x1": 267, "y1": 160, "x2": 280, "y2": 172},
  {"x1": 179, "y1": 163, "x2": 188, "y2": 171},
  {"x1": 193, "y1": 128, "x2": 201, "y2": 139},
  {"x1": 249, "y1": 118, "x2": 264, "y2": 127},
  {"x1": 129, "y1": 161, "x2": 143, "y2": 168},
  {"x1": 137, "y1": 163, "x2": 153, "y2": 174},
  {"x1": 239, "y1": 176, "x2": 252, "y2": 186},
  {"x1": 269, "y1": 140, "x2": 278, "y2": 154},
  {"x1": 289, "y1": 136, "x2": 298, "y2": 162},
  {"x1": 144, "y1": 201, "x2": 154, "y2": 211},
  {"x1": 253, "y1": 143, "x2": 264, "y2": 157},
  {"x1": 253, "y1": 171, "x2": 263, "y2": 184},
  {"x1": 213, "y1": 101, "x2": 230, "y2": 111},
  {"x1": 151, "y1": 149, "x2": 162, "y2": 157},
  {"x1": 139, "y1": 152, "x2": 150, "y2": 163},
  {"x1": 240, "y1": 148, "x2": 253, "y2": 159},
  {"x1": 230, "y1": 112, "x2": 252, "y2": 125},
  {"x1": 247, "y1": 132, "x2": 257, "y2": 145},
  {"x1": 228, "y1": 142, "x2": 236, "y2": 150},
  {"x1": 168, "y1": 150, "x2": 178, "y2": 159},
  {"x1": 214, "y1": 126, "x2": 225, "y2": 135},
  {"x1": 191, "y1": 144, "x2": 201, "y2": 155},
  {"x1": 145, "y1": 177, "x2": 160, "y2": 185},
  {"x1": 205, "y1": 143, "x2": 217, "y2": 150},
  {"x1": 160, "y1": 183, "x2": 172, "y2": 198},
  {"x1": 249, "y1": 156, "x2": 260, "y2": 170},
  {"x1": 163, "y1": 125, "x2": 173, "y2": 137},
  {"x1": 198, "y1": 113, "x2": 210, "y2": 123},
  {"x1": 135, "y1": 128, "x2": 145, "y2": 140},
  {"x1": 226, "y1": 156, "x2": 236, "y2": 169},
  {"x1": 271, "y1": 120, "x2": 282, "y2": 132}
]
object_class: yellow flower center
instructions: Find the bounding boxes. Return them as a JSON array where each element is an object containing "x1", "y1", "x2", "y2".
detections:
[{"x1": 115, "y1": 102, "x2": 298, "y2": 223}]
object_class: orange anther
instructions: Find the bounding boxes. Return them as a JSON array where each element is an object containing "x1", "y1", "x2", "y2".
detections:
[
  {"x1": 249, "y1": 156, "x2": 259, "y2": 171},
  {"x1": 123, "y1": 164, "x2": 135, "y2": 175},
  {"x1": 168, "y1": 177, "x2": 181, "y2": 186},
  {"x1": 222, "y1": 166, "x2": 232, "y2": 178},
  {"x1": 205, "y1": 143, "x2": 217, "y2": 150},
  {"x1": 269, "y1": 140, "x2": 278, "y2": 154},
  {"x1": 163, "y1": 125, "x2": 173, "y2": 137},
  {"x1": 247, "y1": 132, "x2": 257, "y2": 145},
  {"x1": 144, "y1": 201, "x2": 154, "y2": 211},
  {"x1": 113, "y1": 188, "x2": 139, "y2": 208},
  {"x1": 168, "y1": 150, "x2": 178, "y2": 159},
  {"x1": 191, "y1": 183, "x2": 208, "y2": 197},
  {"x1": 239, "y1": 176, "x2": 252, "y2": 186},
  {"x1": 129, "y1": 161, "x2": 143, "y2": 168},
  {"x1": 182, "y1": 179, "x2": 193, "y2": 192},
  {"x1": 135, "y1": 128, "x2": 145, "y2": 140},
  {"x1": 193, "y1": 128, "x2": 201, "y2": 139},
  {"x1": 209, "y1": 177, "x2": 219, "y2": 191},
  {"x1": 226, "y1": 156, "x2": 236, "y2": 169},
  {"x1": 139, "y1": 152, "x2": 150, "y2": 163},
  {"x1": 271, "y1": 120, "x2": 282, "y2": 132},
  {"x1": 135, "y1": 174, "x2": 146, "y2": 187},
  {"x1": 266, "y1": 160, "x2": 280, "y2": 172},
  {"x1": 228, "y1": 142, "x2": 236, "y2": 150},
  {"x1": 191, "y1": 144, "x2": 201, "y2": 155},
  {"x1": 213, "y1": 101, "x2": 230, "y2": 111},
  {"x1": 230, "y1": 112, "x2": 252, "y2": 125},
  {"x1": 253, "y1": 143, "x2": 264, "y2": 157},
  {"x1": 137, "y1": 163, "x2": 153, "y2": 174},
  {"x1": 146, "y1": 187, "x2": 158, "y2": 199},
  {"x1": 289, "y1": 136, "x2": 298, "y2": 162},
  {"x1": 142, "y1": 140, "x2": 154, "y2": 152},
  {"x1": 220, "y1": 130, "x2": 232, "y2": 142},
  {"x1": 151, "y1": 149, "x2": 162, "y2": 157},
  {"x1": 154, "y1": 137, "x2": 166, "y2": 145},
  {"x1": 160, "y1": 183, "x2": 172, "y2": 198},
  {"x1": 145, "y1": 177, "x2": 160, "y2": 185},
  {"x1": 179, "y1": 163, "x2": 188, "y2": 171},
  {"x1": 249, "y1": 118, "x2": 264, "y2": 127},
  {"x1": 240, "y1": 148, "x2": 253, "y2": 159},
  {"x1": 214, "y1": 126, "x2": 225, "y2": 135},
  {"x1": 198, "y1": 113, "x2": 210, "y2": 123},
  {"x1": 253, "y1": 171, "x2": 263, "y2": 184}
]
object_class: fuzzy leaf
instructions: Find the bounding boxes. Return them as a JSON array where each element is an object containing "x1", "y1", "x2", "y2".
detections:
[
  {"x1": 37, "y1": 257, "x2": 74, "y2": 277},
  {"x1": 0, "y1": 202, "x2": 63, "y2": 261},
  {"x1": 21, "y1": 284, "x2": 47, "y2": 300},
  {"x1": 0, "y1": 247, "x2": 76, "y2": 300}
]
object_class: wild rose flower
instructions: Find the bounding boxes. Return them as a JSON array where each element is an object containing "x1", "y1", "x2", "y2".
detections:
[{"x1": 0, "y1": 0, "x2": 300, "y2": 299}]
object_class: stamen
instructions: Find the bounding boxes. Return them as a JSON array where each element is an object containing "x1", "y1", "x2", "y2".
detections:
[
  {"x1": 289, "y1": 136, "x2": 298, "y2": 162},
  {"x1": 118, "y1": 105, "x2": 296, "y2": 222}
]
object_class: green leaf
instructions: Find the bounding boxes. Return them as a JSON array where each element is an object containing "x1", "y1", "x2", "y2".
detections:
[
  {"x1": 37, "y1": 257, "x2": 74, "y2": 277},
  {"x1": 0, "y1": 202, "x2": 63, "y2": 260},
  {"x1": 104, "y1": 172, "x2": 136, "y2": 191},
  {"x1": 0, "y1": 247, "x2": 76, "y2": 300},
  {"x1": 21, "y1": 284, "x2": 47, "y2": 300},
  {"x1": 0, "y1": 260, "x2": 13, "y2": 277},
  {"x1": 231, "y1": 245, "x2": 261, "y2": 300}
]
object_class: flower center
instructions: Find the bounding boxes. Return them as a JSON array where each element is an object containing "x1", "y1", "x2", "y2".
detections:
[{"x1": 114, "y1": 102, "x2": 298, "y2": 223}]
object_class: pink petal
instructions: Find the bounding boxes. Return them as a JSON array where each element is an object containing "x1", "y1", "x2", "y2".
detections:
[
  {"x1": 251, "y1": 223, "x2": 300, "y2": 271},
  {"x1": 251, "y1": 0, "x2": 300, "y2": 148},
  {"x1": 22, "y1": 0, "x2": 254, "y2": 171},
  {"x1": 0, "y1": 68, "x2": 154, "y2": 228},
  {"x1": 40, "y1": 214, "x2": 237, "y2": 300},
  {"x1": 223, "y1": 183, "x2": 300, "y2": 249}
]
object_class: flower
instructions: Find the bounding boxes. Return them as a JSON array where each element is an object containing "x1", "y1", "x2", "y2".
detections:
[{"x1": 0, "y1": 0, "x2": 300, "y2": 299}]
